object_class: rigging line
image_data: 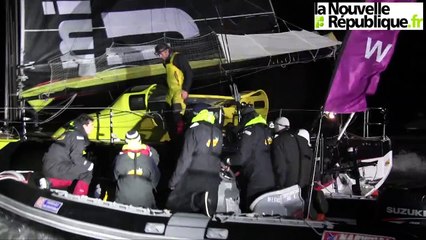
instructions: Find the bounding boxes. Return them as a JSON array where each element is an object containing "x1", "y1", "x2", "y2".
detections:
[
  {"x1": 277, "y1": 18, "x2": 303, "y2": 32},
  {"x1": 231, "y1": 56, "x2": 297, "y2": 77},
  {"x1": 307, "y1": 49, "x2": 320, "y2": 62},
  {"x1": 242, "y1": 0, "x2": 274, "y2": 17},
  {"x1": 48, "y1": 93, "x2": 79, "y2": 107},
  {"x1": 268, "y1": 0, "x2": 281, "y2": 32},
  {"x1": 268, "y1": 108, "x2": 321, "y2": 113},
  {"x1": 38, "y1": 93, "x2": 77, "y2": 125},
  {"x1": 245, "y1": 0, "x2": 304, "y2": 34},
  {"x1": 190, "y1": 80, "x2": 228, "y2": 91},
  {"x1": 233, "y1": 65, "x2": 274, "y2": 80},
  {"x1": 243, "y1": 0, "x2": 302, "y2": 32},
  {"x1": 193, "y1": 12, "x2": 274, "y2": 22},
  {"x1": 302, "y1": 219, "x2": 323, "y2": 236},
  {"x1": 243, "y1": 0, "x2": 277, "y2": 23},
  {"x1": 214, "y1": 2, "x2": 232, "y2": 74}
]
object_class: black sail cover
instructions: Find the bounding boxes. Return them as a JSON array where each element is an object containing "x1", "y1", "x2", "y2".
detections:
[{"x1": 20, "y1": 0, "x2": 279, "y2": 99}]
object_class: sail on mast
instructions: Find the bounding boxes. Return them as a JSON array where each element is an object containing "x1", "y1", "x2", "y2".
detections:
[{"x1": 17, "y1": 0, "x2": 341, "y2": 113}]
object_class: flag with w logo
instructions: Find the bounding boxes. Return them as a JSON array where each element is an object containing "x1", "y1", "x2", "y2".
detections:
[{"x1": 324, "y1": 29, "x2": 401, "y2": 113}]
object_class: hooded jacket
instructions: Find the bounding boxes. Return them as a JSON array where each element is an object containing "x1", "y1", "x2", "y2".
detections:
[
  {"x1": 232, "y1": 114, "x2": 275, "y2": 201},
  {"x1": 272, "y1": 129, "x2": 314, "y2": 189},
  {"x1": 166, "y1": 110, "x2": 223, "y2": 213},
  {"x1": 114, "y1": 142, "x2": 160, "y2": 208},
  {"x1": 168, "y1": 110, "x2": 223, "y2": 189}
]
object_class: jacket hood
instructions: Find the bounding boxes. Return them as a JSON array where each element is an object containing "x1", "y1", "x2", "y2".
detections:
[
  {"x1": 245, "y1": 115, "x2": 267, "y2": 127},
  {"x1": 191, "y1": 109, "x2": 215, "y2": 124}
]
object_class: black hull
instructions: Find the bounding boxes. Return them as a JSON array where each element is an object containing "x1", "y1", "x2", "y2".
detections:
[{"x1": 0, "y1": 179, "x2": 425, "y2": 239}]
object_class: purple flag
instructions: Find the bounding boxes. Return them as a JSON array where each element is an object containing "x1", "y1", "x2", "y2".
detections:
[
  {"x1": 324, "y1": 30, "x2": 400, "y2": 113},
  {"x1": 324, "y1": 0, "x2": 411, "y2": 113}
]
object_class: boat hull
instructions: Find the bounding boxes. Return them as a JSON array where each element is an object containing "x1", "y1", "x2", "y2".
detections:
[{"x1": 0, "y1": 178, "x2": 424, "y2": 239}]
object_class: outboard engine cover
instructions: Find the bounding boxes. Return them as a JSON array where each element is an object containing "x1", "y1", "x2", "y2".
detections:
[
  {"x1": 216, "y1": 169, "x2": 241, "y2": 214},
  {"x1": 377, "y1": 187, "x2": 426, "y2": 225},
  {"x1": 249, "y1": 185, "x2": 305, "y2": 217}
]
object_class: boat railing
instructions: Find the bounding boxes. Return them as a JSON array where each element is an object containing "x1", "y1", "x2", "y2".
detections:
[{"x1": 362, "y1": 107, "x2": 387, "y2": 139}]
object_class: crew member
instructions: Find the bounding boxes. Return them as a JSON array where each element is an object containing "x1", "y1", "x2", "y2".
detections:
[
  {"x1": 230, "y1": 105, "x2": 275, "y2": 211},
  {"x1": 42, "y1": 114, "x2": 95, "y2": 196},
  {"x1": 154, "y1": 42, "x2": 193, "y2": 139},
  {"x1": 167, "y1": 107, "x2": 223, "y2": 216},
  {"x1": 114, "y1": 130, "x2": 160, "y2": 208}
]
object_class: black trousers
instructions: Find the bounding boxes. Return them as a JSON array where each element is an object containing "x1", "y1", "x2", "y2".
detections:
[{"x1": 166, "y1": 171, "x2": 220, "y2": 213}]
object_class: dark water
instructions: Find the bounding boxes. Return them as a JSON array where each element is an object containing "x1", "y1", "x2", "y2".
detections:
[
  {"x1": 385, "y1": 135, "x2": 426, "y2": 189},
  {"x1": 385, "y1": 150, "x2": 426, "y2": 188},
  {"x1": 0, "y1": 209, "x2": 87, "y2": 239}
]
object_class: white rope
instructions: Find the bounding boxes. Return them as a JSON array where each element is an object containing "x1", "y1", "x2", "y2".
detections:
[{"x1": 0, "y1": 171, "x2": 27, "y2": 182}]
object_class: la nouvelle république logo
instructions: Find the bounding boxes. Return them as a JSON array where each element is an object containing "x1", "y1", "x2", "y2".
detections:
[{"x1": 314, "y1": 2, "x2": 423, "y2": 30}]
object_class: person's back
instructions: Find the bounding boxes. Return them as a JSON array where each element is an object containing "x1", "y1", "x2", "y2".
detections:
[
  {"x1": 114, "y1": 131, "x2": 160, "y2": 208},
  {"x1": 167, "y1": 109, "x2": 223, "y2": 215},
  {"x1": 231, "y1": 106, "x2": 275, "y2": 210},
  {"x1": 237, "y1": 123, "x2": 275, "y2": 196},
  {"x1": 295, "y1": 129, "x2": 314, "y2": 189},
  {"x1": 272, "y1": 124, "x2": 315, "y2": 188},
  {"x1": 272, "y1": 129, "x2": 300, "y2": 188}
]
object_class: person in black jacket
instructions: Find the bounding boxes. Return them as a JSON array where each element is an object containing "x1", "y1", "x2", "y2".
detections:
[
  {"x1": 114, "y1": 130, "x2": 160, "y2": 208},
  {"x1": 166, "y1": 108, "x2": 223, "y2": 216},
  {"x1": 42, "y1": 114, "x2": 95, "y2": 195},
  {"x1": 271, "y1": 116, "x2": 299, "y2": 189},
  {"x1": 230, "y1": 105, "x2": 275, "y2": 211},
  {"x1": 295, "y1": 129, "x2": 314, "y2": 190},
  {"x1": 271, "y1": 117, "x2": 314, "y2": 190}
]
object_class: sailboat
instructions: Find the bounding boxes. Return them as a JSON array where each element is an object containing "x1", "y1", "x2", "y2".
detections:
[{"x1": 1, "y1": 0, "x2": 423, "y2": 239}]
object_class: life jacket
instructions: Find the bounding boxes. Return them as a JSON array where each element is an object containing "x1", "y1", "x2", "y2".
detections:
[
  {"x1": 120, "y1": 143, "x2": 151, "y2": 177},
  {"x1": 121, "y1": 143, "x2": 151, "y2": 158}
]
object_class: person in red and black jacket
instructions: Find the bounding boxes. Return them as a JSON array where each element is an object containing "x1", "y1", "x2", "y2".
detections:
[{"x1": 113, "y1": 130, "x2": 160, "y2": 208}]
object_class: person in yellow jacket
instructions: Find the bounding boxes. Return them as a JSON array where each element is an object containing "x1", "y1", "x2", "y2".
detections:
[{"x1": 155, "y1": 43, "x2": 193, "y2": 140}]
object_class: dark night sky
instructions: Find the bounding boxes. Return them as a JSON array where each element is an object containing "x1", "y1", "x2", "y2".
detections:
[{"x1": 267, "y1": 0, "x2": 426, "y2": 134}]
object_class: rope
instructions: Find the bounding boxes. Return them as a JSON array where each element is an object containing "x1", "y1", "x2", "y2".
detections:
[{"x1": 0, "y1": 171, "x2": 27, "y2": 183}]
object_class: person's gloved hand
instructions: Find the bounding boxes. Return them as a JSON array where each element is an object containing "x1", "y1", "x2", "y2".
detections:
[
  {"x1": 84, "y1": 160, "x2": 94, "y2": 171},
  {"x1": 220, "y1": 161, "x2": 230, "y2": 172},
  {"x1": 181, "y1": 90, "x2": 188, "y2": 100}
]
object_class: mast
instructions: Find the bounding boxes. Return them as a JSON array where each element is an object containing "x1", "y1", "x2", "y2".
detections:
[
  {"x1": 3, "y1": 0, "x2": 20, "y2": 127},
  {"x1": 3, "y1": 0, "x2": 10, "y2": 127}
]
